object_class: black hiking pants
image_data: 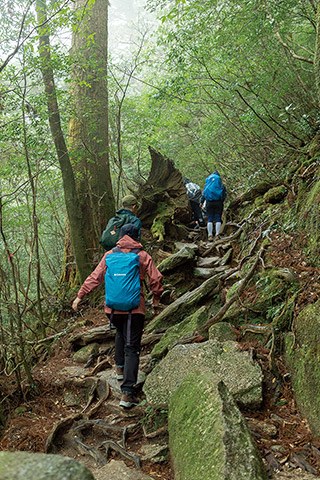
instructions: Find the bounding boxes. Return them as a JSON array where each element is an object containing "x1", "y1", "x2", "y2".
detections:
[
  {"x1": 190, "y1": 200, "x2": 205, "y2": 227},
  {"x1": 108, "y1": 313, "x2": 144, "y2": 393}
]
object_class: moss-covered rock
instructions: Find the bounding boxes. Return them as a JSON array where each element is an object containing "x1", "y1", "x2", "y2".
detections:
[
  {"x1": 209, "y1": 322, "x2": 237, "y2": 342},
  {"x1": 157, "y1": 246, "x2": 195, "y2": 273},
  {"x1": 73, "y1": 342, "x2": 99, "y2": 364},
  {"x1": 263, "y1": 185, "x2": 287, "y2": 204},
  {"x1": 168, "y1": 371, "x2": 267, "y2": 480},
  {"x1": 144, "y1": 340, "x2": 263, "y2": 409},
  {"x1": 0, "y1": 451, "x2": 94, "y2": 480},
  {"x1": 284, "y1": 299, "x2": 320, "y2": 436},
  {"x1": 151, "y1": 306, "x2": 210, "y2": 358}
]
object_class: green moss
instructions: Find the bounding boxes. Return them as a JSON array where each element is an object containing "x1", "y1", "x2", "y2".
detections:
[
  {"x1": 272, "y1": 293, "x2": 296, "y2": 332},
  {"x1": 254, "y1": 196, "x2": 264, "y2": 207},
  {"x1": 263, "y1": 185, "x2": 287, "y2": 204},
  {"x1": 209, "y1": 322, "x2": 237, "y2": 342},
  {"x1": 151, "y1": 202, "x2": 174, "y2": 241},
  {"x1": 151, "y1": 306, "x2": 209, "y2": 358},
  {"x1": 284, "y1": 300, "x2": 320, "y2": 436},
  {"x1": 169, "y1": 372, "x2": 225, "y2": 480},
  {"x1": 168, "y1": 370, "x2": 267, "y2": 480},
  {"x1": 297, "y1": 173, "x2": 320, "y2": 266}
]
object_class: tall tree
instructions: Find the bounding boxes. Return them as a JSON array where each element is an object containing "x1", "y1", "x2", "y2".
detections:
[
  {"x1": 69, "y1": 0, "x2": 114, "y2": 259},
  {"x1": 36, "y1": 0, "x2": 114, "y2": 284},
  {"x1": 36, "y1": 0, "x2": 92, "y2": 283}
]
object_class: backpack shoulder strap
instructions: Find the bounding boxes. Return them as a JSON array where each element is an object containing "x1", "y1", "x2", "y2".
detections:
[{"x1": 130, "y1": 248, "x2": 142, "y2": 254}]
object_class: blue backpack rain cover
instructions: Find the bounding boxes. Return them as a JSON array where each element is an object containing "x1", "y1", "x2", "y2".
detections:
[
  {"x1": 203, "y1": 173, "x2": 224, "y2": 201},
  {"x1": 105, "y1": 248, "x2": 141, "y2": 311}
]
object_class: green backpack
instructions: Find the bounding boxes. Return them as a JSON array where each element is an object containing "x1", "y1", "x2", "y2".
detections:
[{"x1": 99, "y1": 213, "x2": 133, "y2": 250}]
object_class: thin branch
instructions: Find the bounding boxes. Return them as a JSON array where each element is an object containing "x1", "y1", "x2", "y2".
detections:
[{"x1": 264, "y1": 0, "x2": 314, "y2": 65}]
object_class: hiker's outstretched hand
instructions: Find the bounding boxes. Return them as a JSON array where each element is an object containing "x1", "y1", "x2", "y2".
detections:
[
  {"x1": 72, "y1": 296, "x2": 81, "y2": 312},
  {"x1": 152, "y1": 297, "x2": 160, "y2": 308}
]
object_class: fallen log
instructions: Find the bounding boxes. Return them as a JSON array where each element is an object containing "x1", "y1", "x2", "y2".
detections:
[{"x1": 146, "y1": 273, "x2": 220, "y2": 332}]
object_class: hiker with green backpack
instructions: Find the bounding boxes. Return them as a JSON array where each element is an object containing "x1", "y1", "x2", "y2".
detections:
[
  {"x1": 72, "y1": 224, "x2": 163, "y2": 409},
  {"x1": 99, "y1": 195, "x2": 142, "y2": 250}
]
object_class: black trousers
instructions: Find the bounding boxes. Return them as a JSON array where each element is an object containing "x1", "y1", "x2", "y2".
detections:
[
  {"x1": 108, "y1": 313, "x2": 144, "y2": 393},
  {"x1": 190, "y1": 200, "x2": 205, "y2": 227}
]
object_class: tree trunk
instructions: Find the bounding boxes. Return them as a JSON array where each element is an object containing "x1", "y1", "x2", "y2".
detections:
[
  {"x1": 36, "y1": 0, "x2": 92, "y2": 283},
  {"x1": 69, "y1": 0, "x2": 114, "y2": 259},
  {"x1": 315, "y1": 1, "x2": 320, "y2": 105},
  {"x1": 137, "y1": 147, "x2": 192, "y2": 240}
]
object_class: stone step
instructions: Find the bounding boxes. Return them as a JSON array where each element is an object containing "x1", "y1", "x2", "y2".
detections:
[
  {"x1": 196, "y1": 256, "x2": 220, "y2": 268},
  {"x1": 194, "y1": 265, "x2": 230, "y2": 278},
  {"x1": 174, "y1": 241, "x2": 198, "y2": 252},
  {"x1": 194, "y1": 267, "x2": 217, "y2": 279}
]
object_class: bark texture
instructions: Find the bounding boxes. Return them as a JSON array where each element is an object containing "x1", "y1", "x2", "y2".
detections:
[{"x1": 137, "y1": 147, "x2": 191, "y2": 240}]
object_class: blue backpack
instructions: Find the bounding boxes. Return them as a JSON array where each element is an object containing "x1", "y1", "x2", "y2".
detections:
[
  {"x1": 105, "y1": 247, "x2": 141, "y2": 311},
  {"x1": 203, "y1": 173, "x2": 224, "y2": 201}
]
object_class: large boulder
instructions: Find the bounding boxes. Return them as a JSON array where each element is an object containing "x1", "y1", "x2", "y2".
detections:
[
  {"x1": 284, "y1": 299, "x2": 320, "y2": 435},
  {"x1": 168, "y1": 370, "x2": 268, "y2": 480},
  {"x1": 144, "y1": 340, "x2": 263, "y2": 409},
  {"x1": 0, "y1": 451, "x2": 95, "y2": 480}
]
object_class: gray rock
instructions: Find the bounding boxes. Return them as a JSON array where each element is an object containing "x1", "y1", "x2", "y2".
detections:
[
  {"x1": 0, "y1": 451, "x2": 94, "y2": 480},
  {"x1": 157, "y1": 246, "x2": 195, "y2": 273},
  {"x1": 168, "y1": 371, "x2": 268, "y2": 480},
  {"x1": 196, "y1": 256, "x2": 220, "y2": 268},
  {"x1": 63, "y1": 391, "x2": 82, "y2": 407},
  {"x1": 284, "y1": 299, "x2": 320, "y2": 436},
  {"x1": 194, "y1": 267, "x2": 216, "y2": 279},
  {"x1": 91, "y1": 460, "x2": 153, "y2": 480},
  {"x1": 139, "y1": 442, "x2": 169, "y2": 463},
  {"x1": 69, "y1": 326, "x2": 113, "y2": 347},
  {"x1": 57, "y1": 366, "x2": 86, "y2": 385},
  {"x1": 174, "y1": 241, "x2": 198, "y2": 252},
  {"x1": 144, "y1": 340, "x2": 263, "y2": 409},
  {"x1": 209, "y1": 322, "x2": 237, "y2": 342},
  {"x1": 98, "y1": 370, "x2": 146, "y2": 397},
  {"x1": 73, "y1": 343, "x2": 99, "y2": 364}
]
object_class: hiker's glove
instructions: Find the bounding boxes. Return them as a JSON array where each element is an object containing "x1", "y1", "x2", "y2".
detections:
[
  {"x1": 72, "y1": 296, "x2": 81, "y2": 312},
  {"x1": 152, "y1": 298, "x2": 160, "y2": 308}
]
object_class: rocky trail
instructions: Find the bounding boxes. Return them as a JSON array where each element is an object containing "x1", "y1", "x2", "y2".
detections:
[{"x1": 1, "y1": 222, "x2": 320, "y2": 480}]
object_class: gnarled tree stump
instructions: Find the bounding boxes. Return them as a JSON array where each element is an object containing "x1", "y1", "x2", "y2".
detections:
[{"x1": 137, "y1": 147, "x2": 192, "y2": 240}]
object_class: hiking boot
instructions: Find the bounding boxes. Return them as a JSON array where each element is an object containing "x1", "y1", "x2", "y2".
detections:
[
  {"x1": 119, "y1": 391, "x2": 139, "y2": 408},
  {"x1": 208, "y1": 235, "x2": 214, "y2": 242},
  {"x1": 115, "y1": 366, "x2": 124, "y2": 380}
]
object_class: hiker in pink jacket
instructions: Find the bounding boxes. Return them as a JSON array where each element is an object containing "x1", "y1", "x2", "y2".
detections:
[{"x1": 72, "y1": 224, "x2": 163, "y2": 408}]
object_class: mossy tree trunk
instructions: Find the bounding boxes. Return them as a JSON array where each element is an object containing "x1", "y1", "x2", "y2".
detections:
[
  {"x1": 62, "y1": 0, "x2": 115, "y2": 283},
  {"x1": 36, "y1": 0, "x2": 92, "y2": 284},
  {"x1": 315, "y1": 1, "x2": 320, "y2": 106}
]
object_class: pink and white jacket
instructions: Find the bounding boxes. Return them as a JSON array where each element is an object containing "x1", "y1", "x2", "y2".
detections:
[{"x1": 77, "y1": 235, "x2": 163, "y2": 315}]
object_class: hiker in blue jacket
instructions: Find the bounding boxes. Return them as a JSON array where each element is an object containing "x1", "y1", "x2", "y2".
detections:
[{"x1": 200, "y1": 171, "x2": 226, "y2": 241}]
